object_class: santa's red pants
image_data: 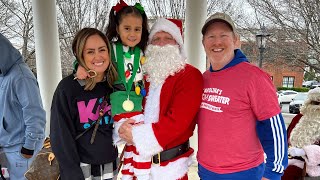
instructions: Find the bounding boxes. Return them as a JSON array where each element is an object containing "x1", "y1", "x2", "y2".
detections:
[{"x1": 282, "y1": 165, "x2": 303, "y2": 180}]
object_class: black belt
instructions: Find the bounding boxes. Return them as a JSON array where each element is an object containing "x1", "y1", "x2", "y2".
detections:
[{"x1": 152, "y1": 141, "x2": 190, "y2": 164}]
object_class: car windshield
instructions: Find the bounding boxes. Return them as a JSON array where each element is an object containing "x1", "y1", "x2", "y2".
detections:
[{"x1": 294, "y1": 93, "x2": 307, "y2": 100}]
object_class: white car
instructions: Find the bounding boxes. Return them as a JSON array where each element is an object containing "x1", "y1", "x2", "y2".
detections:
[
  {"x1": 278, "y1": 90, "x2": 298, "y2": 103},
  {"x1": 302, "y1": 80, "x2": 318, "y2": 88},
  {"x1": 311, "y1": 83, "x2": 320, "y2": 89}
]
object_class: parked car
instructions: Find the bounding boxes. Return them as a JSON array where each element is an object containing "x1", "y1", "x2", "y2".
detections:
[
  {"x1": 278, "y1": 90, "x2": 298, "y2": 103},
  {"x1": 302, "y1": 80, "x2": 318, "y2": 88},
  {"x1": 289, "y1": 92, "x2": 308, "y2": 114},
  {"x1": 310, "y1": 83, "x2": 320, "y2": 89}
]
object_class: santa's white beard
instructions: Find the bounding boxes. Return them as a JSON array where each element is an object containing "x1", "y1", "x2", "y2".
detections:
[
  {"x1": 290, "y1": 104, "x2": 320, "y2": 148},
  {"x1": 144, "y1": 44, "x2": 186, "y2": 88}
]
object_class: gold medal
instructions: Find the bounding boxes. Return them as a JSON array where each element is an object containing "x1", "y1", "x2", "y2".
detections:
[{"x1": 122, "y1": 99, "x2": 134, "y2": 112}]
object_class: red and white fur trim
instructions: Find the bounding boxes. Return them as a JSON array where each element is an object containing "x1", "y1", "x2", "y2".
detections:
[
  {"x1": 288, "y1": 159, "x2": 304, "y2": 169},
  {"x1": 132, "y1": 85, "x2": 163, "y2": 157},
  {"x1": 132, "y1": 84, "x2": 193, "y2": 179}
]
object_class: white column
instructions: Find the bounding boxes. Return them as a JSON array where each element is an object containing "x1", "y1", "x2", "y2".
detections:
[
  {"x1": 185, "y1": 0, "x2": 207, "y2": 73},
  {"x1": 185, "y1": 0, "x2": 207, "y2": 164},
  {"x1": 32, "y1": 0, "x2": 62, "y2": 136}
]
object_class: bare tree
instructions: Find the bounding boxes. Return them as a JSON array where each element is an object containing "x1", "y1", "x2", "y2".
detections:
[
  {"x1": 143, "y1": 0, "x2": 186, "y2": 19},
  {"x1": 0, "y1": 0, "x2": 35, "y2": 67},
  {"x1": 56, "y1": 0, "x2": 112, "y2": 76},
  {"x1": 0, "y1": 2, "x2": 12, "y2": 34},
  {"x1": 0, "y1": 0, "x2": 112, "y2": 77},
  {"x1": 246, "y1": 0, "x2": 320, "y2": 73}
]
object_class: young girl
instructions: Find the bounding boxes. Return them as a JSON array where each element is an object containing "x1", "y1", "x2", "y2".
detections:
[
  {"x1": 50, "y1": 28, "x2": 119, "y2": 179},
  {"x1": 75, "y1": 1, "x2": 150, "y2": 179}
]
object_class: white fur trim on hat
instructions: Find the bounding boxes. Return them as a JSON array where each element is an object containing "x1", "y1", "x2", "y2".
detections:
[{"x1": 148, "y1": 18, "x2": 186, "y2": 59}]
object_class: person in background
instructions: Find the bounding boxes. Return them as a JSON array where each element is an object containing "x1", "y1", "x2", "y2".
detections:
[
  {"x1": 197, "y1": 12, "x2": 288, "y2": 180},
  {"x1": 0, "y1": 33, "x2": 46, "y2": 180},
  {"x1": 50, "y1": 28, "x2": 118, "y2": 179},
  {"x1": 74, "y1": 0, "x2": 150, "y2": 179},
  {"x1": 118, "y1": 18, "x2": 203, "y2": 180},
  {"x1": 282, "y1": 87, "x2": 320, "y2": 179}
]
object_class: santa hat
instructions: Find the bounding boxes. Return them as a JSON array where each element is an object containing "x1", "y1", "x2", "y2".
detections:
[{"x1": 148, "y1": 18, "x2": 186, "y2": 59}]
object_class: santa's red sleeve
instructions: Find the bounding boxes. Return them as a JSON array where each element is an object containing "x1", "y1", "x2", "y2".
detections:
[{"x1": 287, "y1": 113, "x2": 303, "y2": 145}]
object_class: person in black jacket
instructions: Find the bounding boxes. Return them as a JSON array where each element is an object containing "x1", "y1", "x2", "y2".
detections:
[{"x1": 50, "y1": 28, "x2": 118, "y2": 180}]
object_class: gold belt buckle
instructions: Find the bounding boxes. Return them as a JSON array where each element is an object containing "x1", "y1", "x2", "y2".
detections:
[{"x1": 152, "y1": 153, "x2": 161, "y2": 165}]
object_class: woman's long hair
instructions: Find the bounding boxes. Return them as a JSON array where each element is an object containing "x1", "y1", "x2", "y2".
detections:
[{"x1": 72, "y1": 28, "x2": 118, "y2": 90}]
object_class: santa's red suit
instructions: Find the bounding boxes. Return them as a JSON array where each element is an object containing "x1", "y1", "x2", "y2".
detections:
[
  {"x1": 130, "y1": 18, "x2": 203, "y2": 180},
  {"x1": 282, "y1": 88, "x2": 320, "y2": 180},
  {"x1": 132, "y1": 64, "x2": 203, "y2": 180}
]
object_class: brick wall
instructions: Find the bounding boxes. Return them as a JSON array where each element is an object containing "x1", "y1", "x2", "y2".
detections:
[{"x1": 264, "y1": 63, "x2": 304, "y2": 88}]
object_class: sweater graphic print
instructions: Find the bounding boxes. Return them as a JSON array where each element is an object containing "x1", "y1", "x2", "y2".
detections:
[
  {"x1": 77, "y1": 96, "x2": 113, "y2": 129},
  {"x1": 201, "y1": 88, "x2": 230, "y2": 113}
]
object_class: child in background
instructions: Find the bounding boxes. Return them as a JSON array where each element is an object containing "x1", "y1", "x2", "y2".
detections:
[{"x1": 75, "y1": 1, "x2": 150, "y2": 179}]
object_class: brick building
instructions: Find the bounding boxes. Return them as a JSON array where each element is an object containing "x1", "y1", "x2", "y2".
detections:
[
  {"x1": 239, "y1": 31, "x2": 305, "y2": 89},
  {"x1": 264, "y1": 62, "x2": 304, "y2": 88}
]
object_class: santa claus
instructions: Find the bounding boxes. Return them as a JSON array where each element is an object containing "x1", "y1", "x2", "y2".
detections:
[
  {"x1": 118, "y1": 18, "x2": 203, "y2": 180},
  {"x1": 282, "y1": 87, "x2": 320, "y2": 179}
]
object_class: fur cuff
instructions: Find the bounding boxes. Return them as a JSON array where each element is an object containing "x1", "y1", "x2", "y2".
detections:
[
  {"x1": 303, "y1": 145, "x2": 320, "y2": 166},
  {"x1": 132, "y1": 123, "x2": 163, "y2": 157},
  {"x1": 288, "y1": 159, "x2": 304, "y2": 169},
  {"x1": 150, "y1": 155, "x2": 193, "y2": 180}
]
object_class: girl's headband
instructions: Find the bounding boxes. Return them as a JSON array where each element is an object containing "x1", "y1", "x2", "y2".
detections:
[{"x1": 112, "y1": 0, "x2": 145, "y2": 14}]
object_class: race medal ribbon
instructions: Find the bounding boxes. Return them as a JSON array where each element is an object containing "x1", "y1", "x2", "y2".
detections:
[{"x1": 115, "y1": 42, "x2": 140, "y2": 112}]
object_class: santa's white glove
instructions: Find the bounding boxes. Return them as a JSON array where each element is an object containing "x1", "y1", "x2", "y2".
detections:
[{"x1": 288, "y1": 147, "x2": 306, "y2": 157}]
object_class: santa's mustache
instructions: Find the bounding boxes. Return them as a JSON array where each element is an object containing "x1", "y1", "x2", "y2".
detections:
[{"x1": 143, "y1": 44, "x2": 186, "y2": 87}]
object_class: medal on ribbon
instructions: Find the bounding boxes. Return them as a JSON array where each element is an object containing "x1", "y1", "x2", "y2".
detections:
[
  {"x1": 122, "y1": 96, "x2": 134, "y2": 111},
  {"x1": 115, "y1": 42, "x2": 141, "y2": 112}
]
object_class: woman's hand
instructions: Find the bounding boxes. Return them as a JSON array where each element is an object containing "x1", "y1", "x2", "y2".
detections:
[{"x1": 76, "y1": 65, "x2": 89, "y2": 79}]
